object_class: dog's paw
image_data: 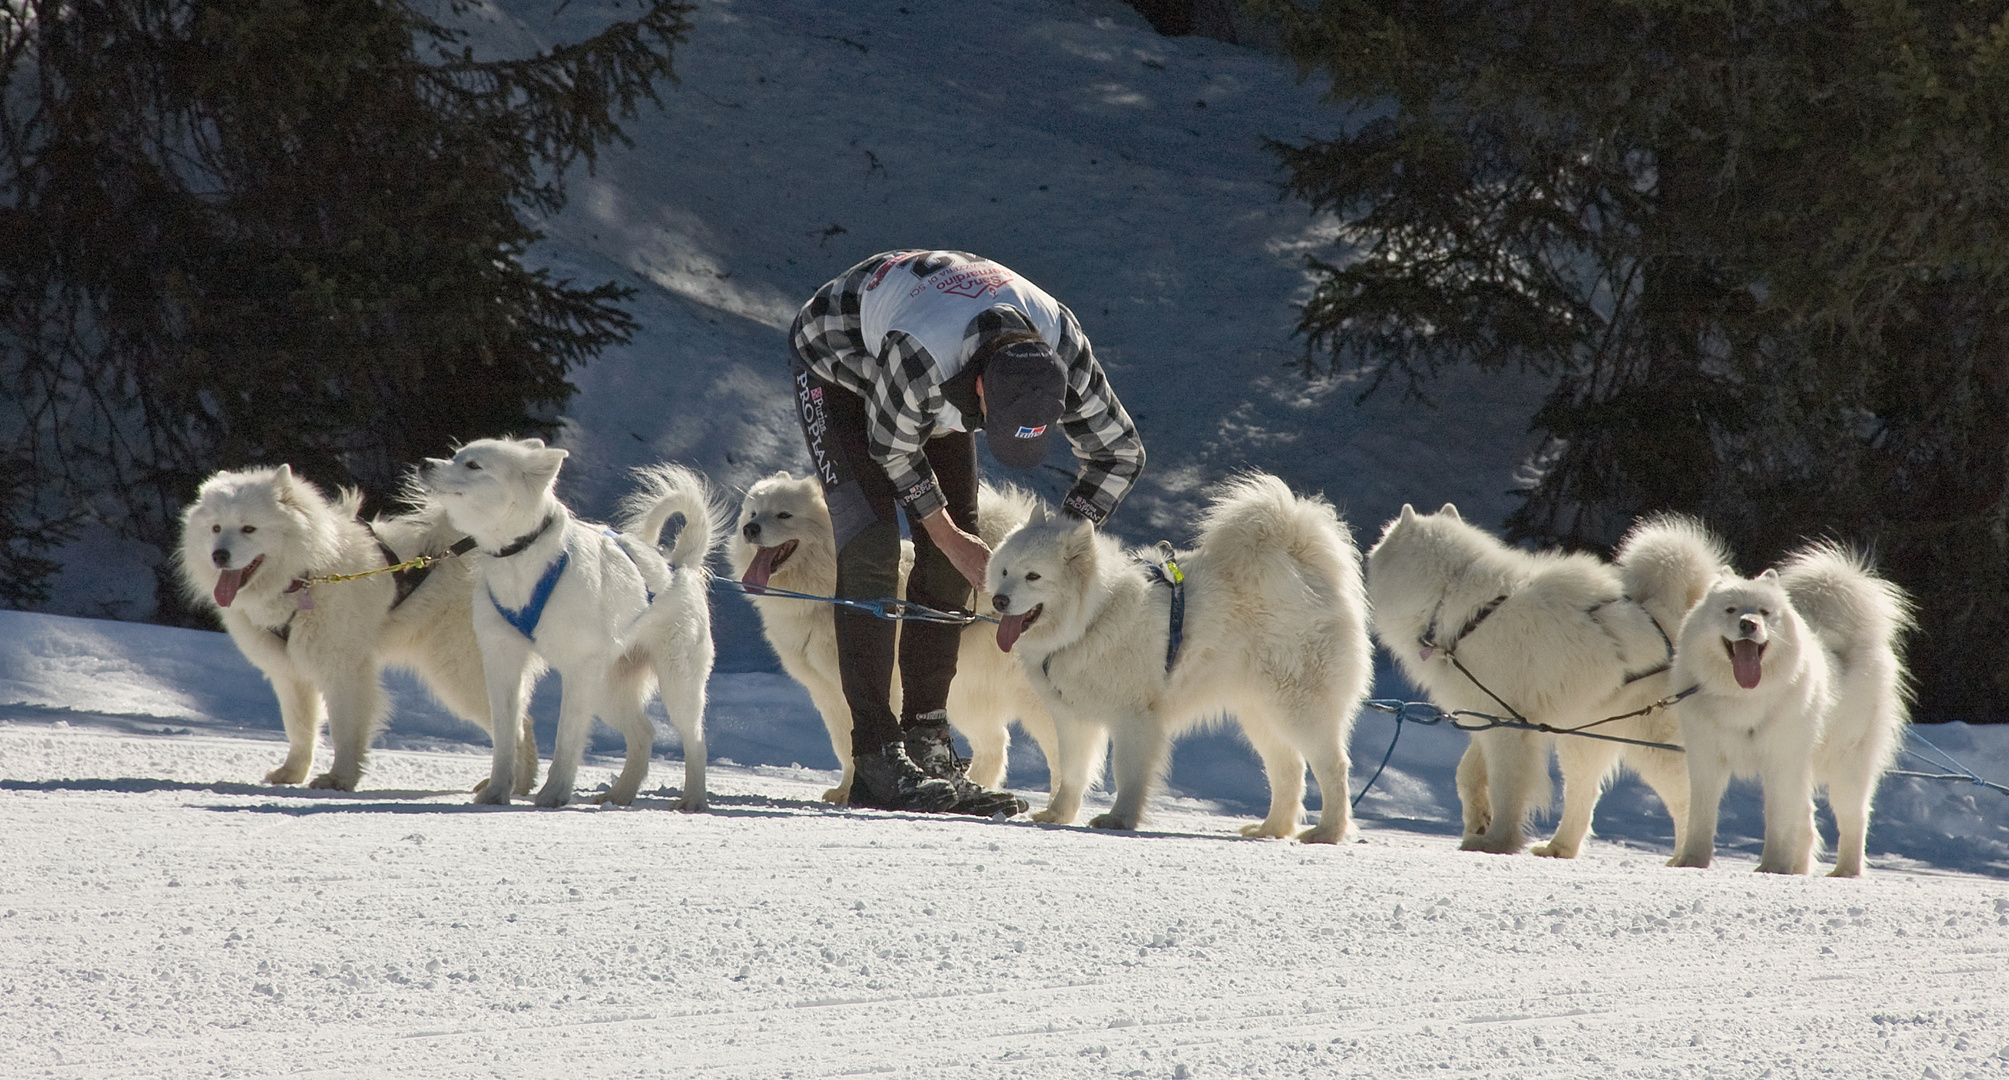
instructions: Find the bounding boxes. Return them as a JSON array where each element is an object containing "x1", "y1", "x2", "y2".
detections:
[
  {"x1": 471, "y1": 785, "x2": 510, "y2": 806},
  {"x1": 1529, "y1": 841, "x2": 1577, "y2": 859},
  {"x1": 1030, "y1": 807, "x2": 1074, "y2": 824},
  {"x1": 1666, "y1": 853, "x2": 1709, "y2": 869},
  {"x1": 264, "y1": 764, "x2": 309, "y2": 786},
  {"x1": 533, "y1": 789, "x2": 572, "y2": 809},
  {"x1": 1296, "y1": 823, "x2": 1351, "y2": 845},
  {"x1": 1239, "y1": 821, "x2": 1295, "y2": 840},
  {"x1": 1088, "y1": 813, "x2": 1136, "y2": 831},
  {"x1": 307, "y1": 771, "x2": 357, "y2": 792},
  {"x1": 820, "y1": 786, "x2": 850, "y2": 804},
  {"x1": 672, "y1": 796, "x2": 709, "y2": 812},
  {"x1": 591, "y1": 790, "x2": 636, "y2": 808}
]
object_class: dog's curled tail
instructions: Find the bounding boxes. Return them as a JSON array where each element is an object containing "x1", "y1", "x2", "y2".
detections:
[
  {"x1": 1194, "y1": 471, "x2": 1364, "y2": 609},
  {"x1": 1776, "y1": 540, "x2": 1914, "y2": 673},
  {"x1": 620, "y1": 463, "x2": 727, "y2": 570},
  {"x1": 974, "y1": 480, "x2": 1041, "y2": 549},
  {"x1": 1613, "y1": 513, "x2": 1732, "y2": 633}
]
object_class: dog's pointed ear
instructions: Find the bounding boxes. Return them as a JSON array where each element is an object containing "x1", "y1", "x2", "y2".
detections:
[
  {"x1": 1029, "y1": 503, "x2": 1049, "y2": 527},
  {"x1": 520, "y1": 437, "x2": 547, "y2": 450},
  {"x1": 1063, "y1": 517, "x2": 1096, "y2": 565},
  {"x1": 274, "y1": 463, "x2": 294, "y2": 484},
  {"x1": 1759, "y1": 568, "x2": 1780, "y2": 584},
  {"x1": 1440, "y1": 502, "x2": 1461, "y2": 521},
  {"x1": 1398, "y1": 503, "x2": 1416, "y2": 525},
  {"x1": 529, "y1": 447, "x2": 568, "y2": 483}
]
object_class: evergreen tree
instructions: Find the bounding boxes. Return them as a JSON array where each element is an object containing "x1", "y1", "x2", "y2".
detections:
[
  {"x1": 0, "y1": 0, "x2": 691, "y2": 622},
  {"x1": 1258, "y1": 0, "x2": 2009, "y2": 719}
]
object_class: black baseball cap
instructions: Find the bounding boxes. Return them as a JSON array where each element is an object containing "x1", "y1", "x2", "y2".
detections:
[{"x1": 977, "y1": 334, "x2": 1065, "y2": 470}]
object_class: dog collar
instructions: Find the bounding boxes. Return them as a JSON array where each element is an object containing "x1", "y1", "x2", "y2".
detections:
[{"x1": 491, "y1": 513, "x2": 558, "y2": 559}]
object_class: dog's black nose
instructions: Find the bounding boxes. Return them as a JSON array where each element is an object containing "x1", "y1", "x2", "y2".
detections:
[
  {"x1": 993, "y1": 594, "x2": 1010, "y2": 613},
  {"x1": 1738, "y1": 614, "x2": 1761, "y2": 637},
  {"x1": 742, "y1": 521, "x2": 761, "y2": 542},
  {"x1": 212, "y1": 548, "x2": 232, "y2": 568}
]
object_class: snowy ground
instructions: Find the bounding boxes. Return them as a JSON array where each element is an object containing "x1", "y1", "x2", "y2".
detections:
[
  {"x1": 10, "y1": 0, "x2": 2009, "y2": 1073},
  {"x1": 5, "y1": 610, "x2": 2009, "y2": 1078}
]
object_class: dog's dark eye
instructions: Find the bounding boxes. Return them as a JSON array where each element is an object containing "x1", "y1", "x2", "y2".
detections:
[
  {"x1": 211, "y1": 524, "x2": 221, "y2": 534},
  {"x1": 241, "y1": 526, "x2": 256, "y2": 534},
  {"x1": 775, "y1": 512, "x2": 792, "y2": 520},
  {"x1": 464, "y1": 460, "x2": 481, "y2": 470},
  {"x1": 1025, "y1": 571, "x2": 1041, "y2": 582}
]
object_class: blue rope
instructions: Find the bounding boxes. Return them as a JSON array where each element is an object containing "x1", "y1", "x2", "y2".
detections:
[
  {"x1": 707, "y1": 571, "x2": 997, "y2": 626},
  {"x1": 1894, "y1": 728, "x2": 2009, "y2": 797},
  {"x1": 1350, "y1": 700, "x2": 2009, "y2": 808},
  {"x1": 1348, "y1": 692, "x2": 1694, "y2": 808}
]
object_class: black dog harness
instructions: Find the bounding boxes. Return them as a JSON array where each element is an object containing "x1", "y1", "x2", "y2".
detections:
[{"x1": 1143, "y1": 543, "x2": 1187, "y2": 674}]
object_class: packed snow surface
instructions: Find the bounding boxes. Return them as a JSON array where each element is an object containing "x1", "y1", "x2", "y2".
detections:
[{"x1": 5, "y1": 610, "x2": 2009, "y2": 1078}]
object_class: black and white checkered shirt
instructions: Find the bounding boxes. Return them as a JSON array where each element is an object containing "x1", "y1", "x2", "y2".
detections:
[{"x1": 790, "y1": 251, "x2": 1145, "y2": 524}]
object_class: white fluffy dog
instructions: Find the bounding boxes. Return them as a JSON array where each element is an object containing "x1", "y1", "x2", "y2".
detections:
[
  {"x1": 986, "y1": 473, "x2": 1371, "y2": 842},
  {"x1": 179, "y1": 465, "x2": 535, "y2": 792},
  {"x1": 728, "y1": 473, "x2": 1062, "y2": 802},
  {"x1": 1669, "y1": 543, "x2": 1911, "y2": 876},
  {"x1": 421, "y1": 438, "x2": 721, "y2": 808},
  {"x1": 1365, "y1": 506, "x2": 1724, "y2": 855}
]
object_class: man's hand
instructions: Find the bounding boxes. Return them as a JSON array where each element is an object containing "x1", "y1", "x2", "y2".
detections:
[{"x1": 919, "y1": 507, "x2": 990, "y2": 590}]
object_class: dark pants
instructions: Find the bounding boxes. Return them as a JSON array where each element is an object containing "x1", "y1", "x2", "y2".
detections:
[{"x1": 789, "y1": 357, "x2": 977, "y2": 754}]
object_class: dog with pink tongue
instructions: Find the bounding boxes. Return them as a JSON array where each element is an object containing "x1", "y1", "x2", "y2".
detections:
[
  {"x1": 179, "y1": 464, "x2": 533, "y2": 793},
  {"x1": 1668, "y1": 543, "x2": 1912, "y2": 876}
]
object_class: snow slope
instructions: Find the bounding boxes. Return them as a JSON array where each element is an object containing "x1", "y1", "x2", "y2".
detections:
[{"x1": 40, "y1": 0, "x2": 1554, "y2": 660}]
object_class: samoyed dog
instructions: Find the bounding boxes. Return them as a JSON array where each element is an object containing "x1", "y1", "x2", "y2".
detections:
[
  {"x1": 1365, "y1": 506, "x2": 1725, "y2": 855},
  {"x1": 421, "y1": 438, "x2": 722, "y2": 808},
  {"x1": 1668, "y1": 543, "x2": 1911, "y2": 876},
  {"x1": 728, "y1": 473, "x2": 1064, "y2": 803},
  {"x1": 179, "y1": 465, "x2": 535, "y2": 793},
  {"x1": 986, "y1": 473, "x2": 1371, "y2": 842}
]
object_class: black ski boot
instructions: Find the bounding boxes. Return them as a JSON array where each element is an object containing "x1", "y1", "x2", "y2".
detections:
[
  {"x1": 848, "y1": 742, "x2": 959, "y2": 812},
  {"x1": 904, "y1": 713, "x2": 1027, "y2": 817},
  {"x1": 944, "y1": 778, "x2": 1029, "y2": 818},
  {"x1": 903, "y1": 714, "x2": 968, "y2": 781}
]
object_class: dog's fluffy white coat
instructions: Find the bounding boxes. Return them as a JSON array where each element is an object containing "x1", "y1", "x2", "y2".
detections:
[
  {"x1": 727, "y1": 473, "x2": 1061, "y2": 801},
  {"x1": 985, "y1": 473, "x2": 1371, "y2": 842},
  {"x1": 1669, "y1": 543, "x2": 1911, "y2": 876},
  {"x1": 178, "y1": 465, "x2": 535, "y2": 792},
  {"x1": 422, "y1": 438, "x2": 721, "y2": 808},
  {"x1": 1365, "y1": 506, "x2": 1725, "y2": 855}
]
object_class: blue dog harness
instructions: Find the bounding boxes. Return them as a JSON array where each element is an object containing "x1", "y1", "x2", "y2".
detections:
[
  {"x1": 488, "y1": 526, "x2": 666, "y2": 642},
  {"x1": 490, "y1": 549, "x2": 570, "y2": 641},
  {"x1": 484, "y1": 513, "x2": 565, "y2": 641}
]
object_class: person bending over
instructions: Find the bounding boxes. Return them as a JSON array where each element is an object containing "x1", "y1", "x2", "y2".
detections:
[{"x1": 788, "y1": 249, "x2": 1145, "y2": 814}]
